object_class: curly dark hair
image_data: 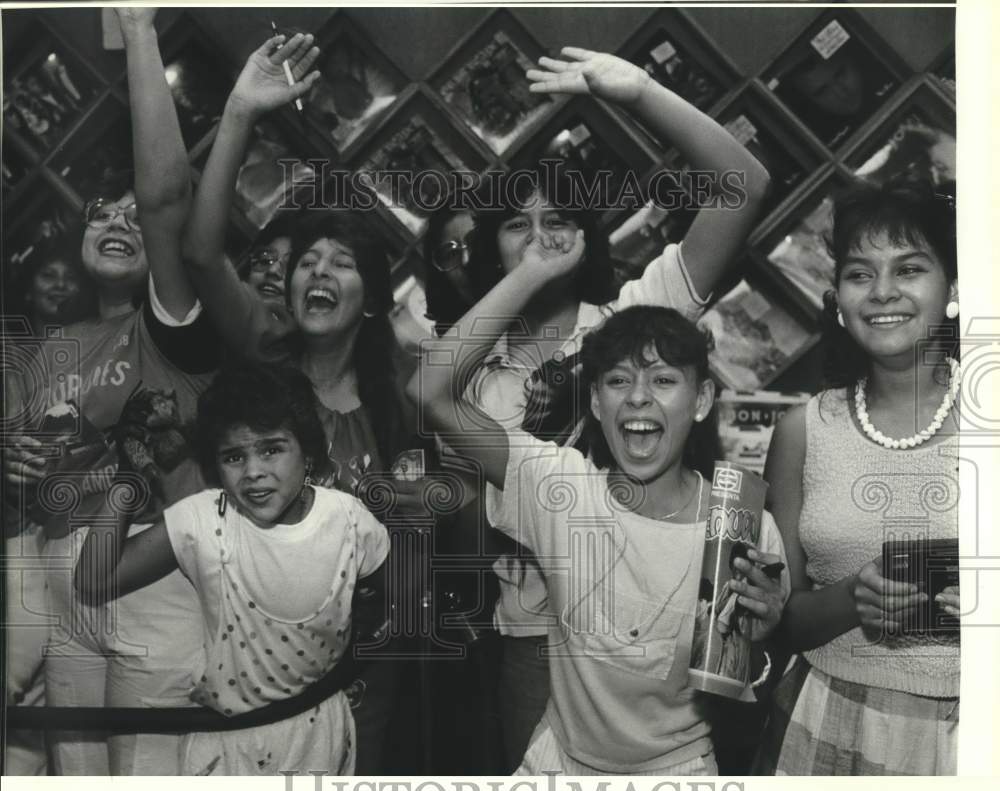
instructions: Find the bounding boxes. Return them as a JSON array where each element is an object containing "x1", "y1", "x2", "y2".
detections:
[
  {"x1": 822, "y1": 177, "x2": 958, "y2": 392},
  {"x1": 580, "y1": 305, "x2": 719, "y2": 479},
  {"x1": 13, "y1": 235, "x2": 96, "y2": 330},
  {"x1": 195, "y1": 363, "x2": 330, "y2": 487},
  {"x1": 467, "y1": 163, "x2": 614, "y2": 306},
  {"x1": 284, "y1": 210, "x2": 411, "y2": 469}
]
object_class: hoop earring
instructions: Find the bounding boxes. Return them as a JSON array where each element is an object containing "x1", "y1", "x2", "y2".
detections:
[
  {"x1": 945, "y1": 301, "x2": 959, "y2": 320},
  {"x1": 363, "y1": 310, "x2": 376, "y2": 319},
  {"x1": 837, "y1": 309, "x2": 846, "y2": 328}
]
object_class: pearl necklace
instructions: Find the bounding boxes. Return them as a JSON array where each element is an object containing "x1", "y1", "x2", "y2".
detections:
[{"x1": 854, "y1": 358, "x2": 960, "y2": 449}]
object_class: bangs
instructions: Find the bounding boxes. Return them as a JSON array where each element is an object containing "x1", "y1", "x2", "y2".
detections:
[{"x1": 581, "y1": 306, "x2": 711, "y2": 389}]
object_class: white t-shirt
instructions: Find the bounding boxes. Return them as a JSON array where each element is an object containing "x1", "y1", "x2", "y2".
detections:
[
  {"x1": 165, "y1": 487, "x2": 389, "y2": 715},
  {"x1": 486, "y1": 429, "x2": 788, "y2": 773},
  {"x1": 470, "y1": 242, "x2": 710, "y2": 636}
]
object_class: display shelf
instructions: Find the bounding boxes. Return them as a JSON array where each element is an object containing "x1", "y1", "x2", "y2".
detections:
[
  {"x1": 427, "y1": 9, "x2": 561, "y2": 159},
  {"x1": 298, "y1": 11, "x2": 410, "y2": 161},
  {"x1": 751, "y1": 168, "x2": 849, "y2": 320},
  {"x1": 157, "y1": 13, "x2": 240, "y2": 155},
  {"x1": 351, "y1": 85, "x2": 490, "y2": 240},
  {"x1": 714, "y1": 81, "x2": 826, "y2": 222},
  {"x1": 700, "y1": 268, "x2": 821, "y2": 391},
  {"x1": 845, "y1": 78, "x2": 955, "y2": 189},
  {"x1": 1, "y1": 6, "x2": 956, "y2": 388},
  {"x1": 46, "y1": 94, "x2": 133, "y2": 200},
  {"x1": 760, "y1": 9, "x2": 910, "y2": 154},
  {"x1": 508, "y1": 95, "x2": 658, "y2": 226},
  {"x1": 616, "y1": 7, "x2": 741, "y2": 147},
  {"x1": 2, "y1": 17, "x2": 108, "y2": 159}
]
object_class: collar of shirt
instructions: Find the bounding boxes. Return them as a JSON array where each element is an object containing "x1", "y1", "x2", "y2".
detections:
[{"x1": 481, "y1": 302, "x2": 612, "y2": 371}]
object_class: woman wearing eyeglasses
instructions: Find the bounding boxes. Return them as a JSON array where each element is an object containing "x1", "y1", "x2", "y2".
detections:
[
  {"x1": 180, "y1": 31, "x2": 318, "y2": 365},
  {"x1": 4, "y1": 10, "x2": 219, "y2": 775},
  {"x1": 423, "y1": 207, "x2": 479, "y2": 337}
]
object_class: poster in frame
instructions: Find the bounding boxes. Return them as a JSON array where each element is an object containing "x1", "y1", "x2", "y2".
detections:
[
  {"x1": 2, "y1": 18, "x2": 104, "y2": 157},
  {"x1": 429, "y1": 9, "x2": 557, "y2": 157},
  {"x1": 301, "y1": 12, "x2": 408, "y2": 158},
  {"x1": 761, "y1": 10, "x2": 907, "y2": 151},
  {"x1": 353, "y1": 87, "x2": 488, "y2": 239},
  {"x1": 699, "y1": 274, "x2": 820, "y2": 391}
]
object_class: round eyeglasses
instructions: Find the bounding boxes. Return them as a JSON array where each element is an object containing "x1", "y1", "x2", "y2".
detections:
[
  {"x1": 248, "y1": 249, "x2": 290, "y2": 272},
  {"x1": 84, "y1": 199, "x2": 139, "y2": 231},
  {"x1": 432, "y1": 232, "x2": 475, "y2": 273}
]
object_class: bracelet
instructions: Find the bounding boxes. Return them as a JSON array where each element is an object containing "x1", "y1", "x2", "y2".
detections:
[{"x1": 751, "y1": 650, "x2": 772, "y2": 688}]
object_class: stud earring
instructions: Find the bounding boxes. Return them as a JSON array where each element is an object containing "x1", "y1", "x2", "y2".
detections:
[
  {"x1": 837, "y1": 309, "x2": 846, "y2": 328},
  {"x1": 694, "y1": 413, "x2": 703, "y2": 423},
  {"x1": 945, "y1": 301, "x2": 959, "y2": 320}
]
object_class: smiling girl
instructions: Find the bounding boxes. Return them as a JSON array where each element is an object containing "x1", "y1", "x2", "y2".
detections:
[
  {"x1": 409, "y1": 232, "x2": 789, "y2": 774},
  {"x1": 757, "y1": 180, "x2": 960, "y2": 775},
  {"x1": 74, "y1": 364, "x2": 389, "y2": 775},
  {"x1": 448, "y1": 47, "x2": 770, "y2": 767},
  {"x1": 3, "y1": 9, "x2": 218, "y2": 775}
]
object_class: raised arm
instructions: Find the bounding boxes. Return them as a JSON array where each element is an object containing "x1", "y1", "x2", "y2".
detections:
[
  {"x1": 180, "y1": 33, "x2": 319, "y2": 350},
  {"x1": 116, "y1": 8, "x2": 196, "y2": 320},
  {"x1": 405, "y1": 232, "x2": 586, "y2": 490},
  {"x1": 73, "y1": 476, "x2": 179, "y2": 605},
  {"x1": 527, "y1": 48, "x2": 770, "y2": 300}
]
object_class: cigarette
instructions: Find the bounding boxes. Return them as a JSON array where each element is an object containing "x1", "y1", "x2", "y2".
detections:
[{"x1": 271, "y1": 21, "x2": 304, "y2": 114}]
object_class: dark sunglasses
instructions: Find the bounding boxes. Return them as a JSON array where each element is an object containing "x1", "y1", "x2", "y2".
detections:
[{"x1": 432, "y1": 231, "x2": 475, "y2": 272}]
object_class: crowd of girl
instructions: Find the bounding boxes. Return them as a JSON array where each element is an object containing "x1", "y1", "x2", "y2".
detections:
[{"x1": 3, "y1": 8, "x2": 960, "y2": 777}]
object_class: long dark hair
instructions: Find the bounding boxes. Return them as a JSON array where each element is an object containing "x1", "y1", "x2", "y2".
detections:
[
  {"x1": 822, "y1": 177, "x2": 958, "y2": 392},
  {"x1": 423, "y1": 206, "x2": 476, "y2": 336},
  {"x1": 467, "y1": 163, "x2": 614, "y2": 306},
  {"x1": 285, "y1": 211, "x2": 411, "y2": 468},
  {"x1": 579, "y1": 305, "x2": 719, "y2": 479}
]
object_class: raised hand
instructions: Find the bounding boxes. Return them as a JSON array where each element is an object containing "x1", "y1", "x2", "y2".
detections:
[
  {"x1": 228, "y1": 33, "x2": 321, "y2": 120},
  {"x1": 518, "y1": 228, "x2": 586, "y2": 282},
  {"x1": 526, "y1": 47, "x2": 651, "y2": 105},
  {"x1": 113, "y1": 7, "x2": 158, "y2": 30}
]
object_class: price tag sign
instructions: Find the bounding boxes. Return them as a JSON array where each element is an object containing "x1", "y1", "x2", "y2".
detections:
[
  {"x1": 650, "y1": 39, "x2": 678, "y2": 65},
  {"x1": 568, "y1": 124, "x2": 591, "y2": 147},
  {"x1": 725, "y1": 115, "x2": 758, "y2": 146},
  {"x1": 811, "y1": 19, "x2": 850, "y2": 60}
]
